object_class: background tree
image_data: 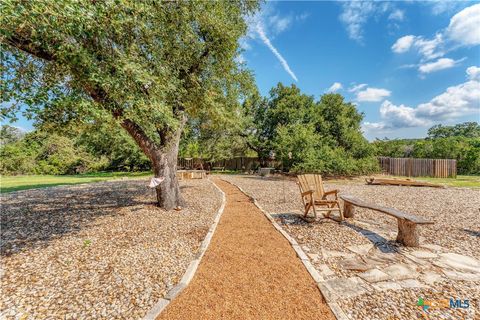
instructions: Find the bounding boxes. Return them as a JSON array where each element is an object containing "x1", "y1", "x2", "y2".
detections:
[
  {"x1": 180, "y1": 122, "x2": 253, "y2": 164},
  {"x1": 75, "y1": 123, "x2": 151, "y2": 172},
  {"x1": 374, "y1": 122, "x2": 480, "y2": 175},
  {"x1": 427, "y1": 122, "x2": 480, "y2": 139},
  {"x1": 0, "y1": 124, "x2": 24, "y2": 146},
  {"x1": 242, "y1": 83, "x2": 315, "y2": 162},
  {"x1": 243, "y1": 83, "x2": 378, "y2": 175},
  {"x1": 0, "y1": 130, "x2": 100, "y2": 175},
  {"x1": 241, "y1": 90, "x2": 271, "y2": 162},
  {"x1": 0, "y1": 1, "x2": 258, "y2": 209}
]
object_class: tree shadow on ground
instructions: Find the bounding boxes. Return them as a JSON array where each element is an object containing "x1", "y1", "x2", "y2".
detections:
[
  {"x1": 1, "y1": 182, "x2": 91, "y2": 193},
  {"x1": 342, "y1": 221, "x2": 400, "y2": 253},
  {"x1": 0, "y1": 180, "x2": 155, "y2": 256},
  {"x1": 273, "y1": 212, "x2": 342, "y2": 227}
]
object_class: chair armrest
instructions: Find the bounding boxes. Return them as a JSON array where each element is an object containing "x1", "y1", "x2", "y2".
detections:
[
  {"x1": 324, "y1": 189, "x2": 339, "y2": 196},
  {"x1": 301, "y1": 190, "x2": 314, "y2": 197},
  {"x1": 323, "y1": 189, "x2": 339, "y2": 200}
]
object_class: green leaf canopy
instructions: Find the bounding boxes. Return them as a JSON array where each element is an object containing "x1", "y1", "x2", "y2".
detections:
[{"x1": 1, "y1": 0, "x2": 258, "y2": 150}]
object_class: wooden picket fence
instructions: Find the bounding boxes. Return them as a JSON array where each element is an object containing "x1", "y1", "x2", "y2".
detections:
[
  {"x1": 378, "y1": 157, "x2": 456, "y2": 178},
  {"x1": 177, "y1": 157, "x2": 279, "y2": 171}
]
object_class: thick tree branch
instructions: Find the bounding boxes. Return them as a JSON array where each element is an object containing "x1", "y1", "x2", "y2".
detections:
[
  {"x1": 186, "y1": 47, "x2": 210, "y2": 76},
  {"x1": 238, "y1": 132, "x2": 262, "y2": 153},
  {"x1": 245, "y1": 139, "x2": 262, "y2": 154},
  {"x1": 121, "y1": 119, "x2": 157, "y2": 158},
  {"x1": 157, "y1": 128, "x2": 168, "y2": 145},
  {"x1": 4, "y1": 34, "x2": 55, "y2": 61},
  {"x1": 5, "y1": 34, "x2": 158, "y2": 159}
]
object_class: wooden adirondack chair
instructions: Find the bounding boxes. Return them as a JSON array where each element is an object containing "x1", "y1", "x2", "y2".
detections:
[{"x1": 297, "y1": 174, "x2": 344, "y2": 221}]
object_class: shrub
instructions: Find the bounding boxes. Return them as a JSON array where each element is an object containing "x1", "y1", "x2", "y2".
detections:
[{"x1": 274, "y1": 123, "x2": 379, "y2": 176}]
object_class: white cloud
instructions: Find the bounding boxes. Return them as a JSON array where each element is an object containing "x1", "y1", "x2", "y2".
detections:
[
  {"x1": 391, "y1": 34, "x2": 444, "y2": 60},
  {"x1": 356, "y1": 87, "x2": 391, "y2": 102},
  {"x1": 392, "y1": 4, "x2": 479, "y2": 77},
  {"x1": 326, "y1": 82, "x2": 343, "y2": 93},
  {"x1": 416, "y1": 79, "x2": 480, "y2": 120},
  {"x1": 364, "y1": 67, "x2": 480, "y2": 131},
  {"x1": 446, "y1": 3, "x2": 480, "y2": 46},
  {"x1": 379, "y1": 100, "x2": 430, "y2": 128},
  {"x1": 467, "y1": 66, "x2": 480, "y2": 81},
  {"x1": 389, "y1": 9, "x2": 405, "y2": 21},
  {"x1": 339, "y1": 2, "x2": 405, "y2": 43},
  {"x1": 418, "y1": 57, "x2": 464, "y2": 74},
  {"x1": 339, "y1": 1, "x2": 377, "y2": 42},
  {"x1": 296, "y1": 13, "x2": 310, "y2": 22},
  {"x1": 413, "y1": 34, "x2": 445, "y2": 60},
  {"x1": 392, "y1": 35, "x2": 415, "y2": 53},
  {"x1": 362, "y1": 121, "x2": 387, "y2": 131},
  {"x1": 429, "y1": 1, "x2": 469, "y2": 16},
  {"x1": 348, "y1": 83, "x2": 368, "y2": 92},
  {"x1": 255, "y1": 25, "x2": 298, "y2": 82},
  {"x1": 269, "y1": 15, "x2": 292, "y2": 34}
]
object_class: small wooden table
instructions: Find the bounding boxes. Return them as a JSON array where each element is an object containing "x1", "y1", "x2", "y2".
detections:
[
  {"x1": 177, "y1": 170, "x2": 206, "y2": 180},
  {"x1": 258, "y1": 167, "x2": 275, "y2": 177},
  {"x1": 340, "y1": 195, "x2": 434, "y2": 247}
]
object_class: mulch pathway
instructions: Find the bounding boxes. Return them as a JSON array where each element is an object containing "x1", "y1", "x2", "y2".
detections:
[{"x1": 157, "y1": 178, "x2": 334, "y2": 320}]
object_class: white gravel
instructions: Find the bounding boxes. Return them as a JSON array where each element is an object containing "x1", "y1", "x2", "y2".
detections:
[
  {"x1": 220, "y1": 175, "x2": 480, "y2": 259},
  {"x1": 1, "y1": 178, "x2": 222, "y2": 320}
]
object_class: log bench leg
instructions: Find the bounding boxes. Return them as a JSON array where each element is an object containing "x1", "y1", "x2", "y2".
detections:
[
  {"x1": 344, "y1": 202, "x2": 355, "y2": 218},
  {"x1": 396, "y1": 219, "x2": 419, "y2": 247}
]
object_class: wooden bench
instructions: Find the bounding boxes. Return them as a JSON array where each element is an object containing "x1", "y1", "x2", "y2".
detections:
[{"x1": 340, "y1": 195, "x2": 434, "y2": 247}]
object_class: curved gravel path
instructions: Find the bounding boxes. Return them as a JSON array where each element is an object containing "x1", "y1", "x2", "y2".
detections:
[{"x1": 157, "y1": 179, "x2": 334, "y2": 320}]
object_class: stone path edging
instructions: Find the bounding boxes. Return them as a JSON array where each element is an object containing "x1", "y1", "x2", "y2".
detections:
[
  {"x1": 230, "y1": 180, "x2": 349, "y2": 320},
  {"x1": 143, "y1": 178, "x2": 226, "y2": 320}
]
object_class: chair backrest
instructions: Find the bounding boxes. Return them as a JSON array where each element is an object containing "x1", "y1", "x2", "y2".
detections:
[{"x1": 297, "y1": 174, "x2": 325, "y2": 199}]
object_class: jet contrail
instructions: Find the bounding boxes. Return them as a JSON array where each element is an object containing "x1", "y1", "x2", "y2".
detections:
[{"x1": 256, "y1": 25, "x2": 298, "y2": 82}]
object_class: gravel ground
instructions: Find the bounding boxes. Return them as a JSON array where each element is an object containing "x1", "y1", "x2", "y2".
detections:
[
  {"x1": 220, "y1": 175, "x2": 480, "y2": 259},
  {"x1": 220, "y1": 174, "x2": 480, "y2": 319},
  {"x1": 158, "y1": 179, "x2": 335, "y2": 320},
  {"x1": 342, "y1": 280, "x2": 479, "y2": 320},
  {"x1": 1, "y1": 178, "x2": 222, "y2": 320}
]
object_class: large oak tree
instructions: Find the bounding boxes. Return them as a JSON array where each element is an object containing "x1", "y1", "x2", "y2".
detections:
[{"x1": 0, "y1": 0, "x2": 258, "y2": 209}]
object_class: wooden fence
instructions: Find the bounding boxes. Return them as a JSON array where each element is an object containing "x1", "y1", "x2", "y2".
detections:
[
  {"x1": 378, "y1": 157, "x2": 456, "y2": 178},
  {"x1": 178, "y1": 157, "x2": 279, "y2": 171}
]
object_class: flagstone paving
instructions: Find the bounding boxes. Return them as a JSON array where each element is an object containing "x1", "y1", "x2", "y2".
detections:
[{"x1": 298, "y1": 219, "x2": 480, "y2": 318}]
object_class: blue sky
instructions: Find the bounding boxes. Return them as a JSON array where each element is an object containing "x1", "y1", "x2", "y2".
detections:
[
  {"x1": 242, "y1": 1, "x2": 480, "y2": 140},
  {"x1": 5, "y1": 1, "x2": 480, "y2": 141}
]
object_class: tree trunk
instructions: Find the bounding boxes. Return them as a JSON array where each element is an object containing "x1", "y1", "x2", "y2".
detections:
[
  {"x1": 120, "y1": 115, "x2": 187, "y2": 210},
  {"x1": 152, "y1": 148, "x2": 186, "y2": 210},
  {"x1": 151, "y1": 114, "x2": 187, "y2": 210}
]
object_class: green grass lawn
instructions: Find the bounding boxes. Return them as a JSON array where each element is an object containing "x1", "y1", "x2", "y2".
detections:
[
  {"x1": 378, "y1": 175, "x2": 480, "y2": 188},
  {"x1": 0, "y1": 171, "x2": 152, "y2": 193},
  {"x1": 414, "y1": 175, "x2": 480, "y2": 188}
]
